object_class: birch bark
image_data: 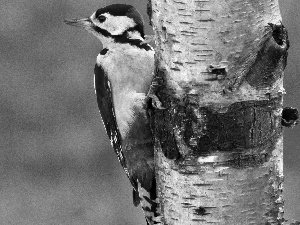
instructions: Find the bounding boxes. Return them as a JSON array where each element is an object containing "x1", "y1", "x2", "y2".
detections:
[{"x1": 148, "y1": 0, "x2": 292, "y2": 224}]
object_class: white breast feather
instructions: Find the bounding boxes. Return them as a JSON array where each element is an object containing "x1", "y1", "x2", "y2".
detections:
[{"x1": 97, "y1": 45, "x2": 154, "y2": 138}]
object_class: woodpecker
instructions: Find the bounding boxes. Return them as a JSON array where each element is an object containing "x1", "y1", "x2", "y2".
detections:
[{"x1": 64, "y1": 4, "x2": 161, "y2": 225}]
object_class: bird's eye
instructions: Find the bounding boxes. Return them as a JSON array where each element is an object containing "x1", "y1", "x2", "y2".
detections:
[{"x1": 98, "y1": 15, "x2": 106, "y2": 23}]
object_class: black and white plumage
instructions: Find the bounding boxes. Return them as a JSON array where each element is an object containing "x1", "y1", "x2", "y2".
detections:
[{"x1": 64, "y1": 4, "x2": 161, "y2": 225}]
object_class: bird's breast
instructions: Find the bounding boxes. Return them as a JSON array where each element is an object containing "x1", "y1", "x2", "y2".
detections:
[
  {"x1": 98, "y1": 47, "x2": 154, "y2": 92},
  {"x1": 98, "y1": 47, "x2": 154, "y2": 138}
]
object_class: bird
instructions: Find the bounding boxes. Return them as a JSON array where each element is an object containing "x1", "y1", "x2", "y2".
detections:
[{"x1": 64, "y1": 4, "x2": 161, "y2": 225}]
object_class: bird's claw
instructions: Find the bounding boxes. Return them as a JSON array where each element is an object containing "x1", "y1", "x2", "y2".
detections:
[
  {"x1": 147, "y1": 77, "x2": 165, "y2": 110},
  {"x1": 148, "y1": 94, "x2": 165, "y2": 109}
]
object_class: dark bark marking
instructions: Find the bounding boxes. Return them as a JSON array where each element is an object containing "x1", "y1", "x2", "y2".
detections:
[
  {"x1": 171, "y1": 39, "x2": 181, "y2": 43},
  {"x1": 195, "y1": 9, "x2": 210, "y2": 12},
  {"x1": 207, "y1": 65, "x2": 227, "y2": 75},
  {"x1": 174, "y1": 61, "x2": 184, "y2": 66},
  {"x1": 173, "y1": 0, "x2": 186, "y2": 5},
  {"x1": 151, "y1": 61, "x2": 181, "y2": 160},
  {"x1": 155, "y1": 103, "x2": 181, "y2": 159},
  {"x1": 147, "y1": 0, "x2": 153, "y2": 26},
  {"x1": 192, "y1": 219, "x2": 206, "y2": 221},
  {"x1": 282, "y1": 107, "x2": 299, "y2": 127},
  {"x1": 193, "y1": 183, "x2": 213, "y2": 187},
  {"x1": 268, "y1": 22, "x2": 289, "y2": 47},
  {"x1": 227, "y1": 152, "x2": 269, "y2": 168},
  {"x1": 181, "y1": 202, "x2": 193, "y2": 206},
  {"x1": 225, "y1": 23, "x2": 289, "y2": 91},
  {"x1": 198, "y1": 19, "x2": 215, "y2": 22},
  {"x1": 191, "y1": 43, "x2": 207, "y2": 46},
  {"x1": 245, "y1": 23, "x2": 289, "y2": 88},
  {"x1": 171, "y1": 67, "x2": 181, "y2": 71},
  {"x1": 180, "y1": 21, "x2": 194, "y2": 25},
  {"x1": 206, "y1": 65, "x2": 227, "y2": 81},
  {"x1": 183, "y1": 197, "x2": 196, "y2": 200},
  {"x1": 161, "y1": 26, "x2": 167, "y2": 40},
  {"x1": 177, "y1": 97, "x2": 282, "y2": 156},
  {"x1": 194, "y1": 206, "x2": 210, "y2": 216}
]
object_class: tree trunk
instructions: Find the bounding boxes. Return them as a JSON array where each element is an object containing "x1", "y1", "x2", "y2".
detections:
[{"x1": 148, "y1": 0, "x2": 292, "y2": 224}]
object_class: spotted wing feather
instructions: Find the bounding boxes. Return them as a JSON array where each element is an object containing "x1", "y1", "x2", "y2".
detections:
[{"x1": 94, "y1": 63, "x2": 137, "y2": 190}]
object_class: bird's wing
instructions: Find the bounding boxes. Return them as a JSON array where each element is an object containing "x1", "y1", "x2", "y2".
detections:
[{"x1": 94, "y1": 63, "x2": 137, "y2": 190}]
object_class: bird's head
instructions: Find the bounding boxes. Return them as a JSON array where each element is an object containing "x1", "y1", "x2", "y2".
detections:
[{"x1": 64, "y1": 4, "x2": 145, "y2": 47}]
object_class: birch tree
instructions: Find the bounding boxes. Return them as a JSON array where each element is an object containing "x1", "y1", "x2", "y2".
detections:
[{"x1": 147, "y1": 0, "x2": 299, "y2": 224}]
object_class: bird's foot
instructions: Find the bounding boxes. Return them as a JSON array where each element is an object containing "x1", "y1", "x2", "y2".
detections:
[
  {"x1": 147, "y1": 77, "x2": 165, "y2": 110},
  {"x1": 147, "y1": 94, "x2": 165, "y2": 109}
]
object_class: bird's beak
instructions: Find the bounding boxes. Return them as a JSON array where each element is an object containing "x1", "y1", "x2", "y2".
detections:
[{"x1": 64, "y1": 18, "x2": 92, "y2": 29}]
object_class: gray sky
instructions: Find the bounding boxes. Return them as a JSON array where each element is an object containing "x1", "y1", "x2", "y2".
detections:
[{"x1": 0, "y1": 0, "x2": 299, "y2": 224}]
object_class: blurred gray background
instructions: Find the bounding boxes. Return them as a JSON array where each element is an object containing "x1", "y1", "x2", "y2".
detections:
[{"x1": 0, "y1": 0, "x2": 299, "y2": 224}]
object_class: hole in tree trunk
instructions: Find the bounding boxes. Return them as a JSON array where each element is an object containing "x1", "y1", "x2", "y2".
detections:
[{"x1": 282, "y1": 107, "x2": 299, "y2": 127}]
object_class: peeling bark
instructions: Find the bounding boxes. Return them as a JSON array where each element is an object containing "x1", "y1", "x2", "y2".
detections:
[{"x1": 147, "y1": 0, "x2": 293, "y2": 224}]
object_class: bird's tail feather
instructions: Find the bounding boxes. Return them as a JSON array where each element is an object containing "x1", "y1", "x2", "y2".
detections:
[{"x1": 136, "y1": 180, "x2": 163, "y2": 225}]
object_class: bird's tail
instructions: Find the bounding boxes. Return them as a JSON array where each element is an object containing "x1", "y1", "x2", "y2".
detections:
[{"x1": 134, "y1": 180, "x2": 162, "y2": 225}]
